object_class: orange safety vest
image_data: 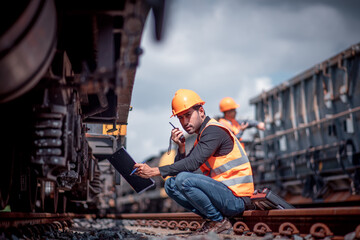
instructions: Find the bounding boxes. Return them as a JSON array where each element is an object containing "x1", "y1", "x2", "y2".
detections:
[
  {"x1": 218, "y1": 118, "x2": 241, "y2": 136},
  {"x1": 196, "y1": 119, "x2": 254, "y2": 197},
  {"x1": 218, "y1": 118, "x2": 245, "y2": 149}
]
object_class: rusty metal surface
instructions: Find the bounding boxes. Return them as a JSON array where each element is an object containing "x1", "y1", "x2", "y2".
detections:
[
  {"x1": 115, "y1": 207, "x2": 360, "y2": 239},
  {"x1": 1, "y1": 208, "x2": 359, "y2": 239},
  {"x1": 238, "y1": 207, "x2": 360, "y2": 238}
]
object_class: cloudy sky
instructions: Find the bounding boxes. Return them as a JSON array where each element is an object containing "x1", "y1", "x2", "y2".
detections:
[{"x1": 126, "y1": 0, "x2": 360, "y2": 162}]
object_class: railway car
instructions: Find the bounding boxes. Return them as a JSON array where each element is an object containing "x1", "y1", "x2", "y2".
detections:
[
  {"x1": 0, "y1": 0, "x2": 166, "y2": 213},
  {"x1": 249, "y1": 42, "x2": 360, "y2": 207}
]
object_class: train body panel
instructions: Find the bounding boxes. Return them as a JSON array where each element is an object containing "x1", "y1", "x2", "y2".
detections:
[{"x1": 249, "y1": 43, "x2": 360, "y2": 206}]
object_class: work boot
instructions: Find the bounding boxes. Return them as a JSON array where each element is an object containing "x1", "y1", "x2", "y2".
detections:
[{"x1": 196, "y1": 217, "x2": 232, "y2": 234}]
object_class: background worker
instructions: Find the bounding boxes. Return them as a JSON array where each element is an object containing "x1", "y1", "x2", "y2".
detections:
[
  {"x1": 218, "y1": 97, "x2": 265, "y2": 142},
  {"x1": 133, "y1": 89, "x2": 255, "y2": 234}
]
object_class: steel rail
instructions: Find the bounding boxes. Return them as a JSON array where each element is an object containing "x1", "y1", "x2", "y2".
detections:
[
  {"x1": 1, "y1": 207, "x2": 359, "y2": 239},
  {"x1": 113, "y1": 207, "x2": 360, "y2": 239}
]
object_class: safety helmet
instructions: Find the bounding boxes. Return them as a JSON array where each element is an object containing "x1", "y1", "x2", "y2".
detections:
[
  {"x1": 219, "y1": 97, "x2": 240, "y2": 112},
  {"x1": 171, "y1": 89, "x2": 205, "y2": 117}
]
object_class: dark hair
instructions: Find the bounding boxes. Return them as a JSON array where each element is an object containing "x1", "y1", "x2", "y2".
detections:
[{"x1": 192, "y1": 104, "x2": 206, "y2": 115}]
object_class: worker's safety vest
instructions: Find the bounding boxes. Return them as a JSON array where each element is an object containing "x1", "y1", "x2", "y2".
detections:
[
  {"x1": 218, "y1": 118, "x2": 245, "y2": 149},
  {"x1": 196, "y1": 119, "x2": 254, "y2": 197},
  {"x1": 218, "y1": 118, "x2": 241, "y2": 136}
]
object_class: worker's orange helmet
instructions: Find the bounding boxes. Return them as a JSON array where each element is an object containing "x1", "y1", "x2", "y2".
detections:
[
  {"x1": 171, "y1": 89, "x2": 205, "y2": 117},
  {"x1": 219, "y1": 97, "x2": 240, "y2": 112}
]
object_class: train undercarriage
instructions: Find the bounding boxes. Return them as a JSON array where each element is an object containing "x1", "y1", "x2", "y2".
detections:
[{"x1": 0, "y1": 0, "x2": 165, "y2": 213}]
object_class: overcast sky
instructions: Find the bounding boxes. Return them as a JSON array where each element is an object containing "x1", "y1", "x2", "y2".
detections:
[{"x1": 126, "y1": 0, "x2": 360, "y2": 162}]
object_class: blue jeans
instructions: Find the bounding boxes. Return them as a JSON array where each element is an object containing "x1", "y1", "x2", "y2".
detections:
[{"x1": 164, "y1": 172, "x2": 245, "y2": 222}]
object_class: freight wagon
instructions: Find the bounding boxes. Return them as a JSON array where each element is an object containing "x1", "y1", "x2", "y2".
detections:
[{"x1": 249, "y1": 43, "x2": 360, "y2": 207}]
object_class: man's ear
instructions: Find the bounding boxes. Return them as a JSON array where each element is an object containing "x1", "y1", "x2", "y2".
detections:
[{"x1": 199, "y1": 106, "x2": 206, "y2": 118}]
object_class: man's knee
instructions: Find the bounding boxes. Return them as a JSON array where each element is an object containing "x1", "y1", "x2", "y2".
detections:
[
  {"x1": 175, "y1": 172, "x2": 190, "y2": 182},
  {"x1": 174, "y1": 172, "x2": 195, "y2": 189},
  {"x1": 165, "y1": 174, "x2": 191, "y2": 193}
]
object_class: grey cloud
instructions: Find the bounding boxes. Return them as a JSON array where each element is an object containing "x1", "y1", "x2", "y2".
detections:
[{"x1": 127, "y1": 0, "x2": 360, "y2": 161}]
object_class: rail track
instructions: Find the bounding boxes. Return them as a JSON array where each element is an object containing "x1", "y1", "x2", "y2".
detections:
[
  {"x1": 114, "y1": 207, "x2": 360, "y2": 239},
  {"x1": 1, "y1": 207, "x2": 359, "y2": 239}
]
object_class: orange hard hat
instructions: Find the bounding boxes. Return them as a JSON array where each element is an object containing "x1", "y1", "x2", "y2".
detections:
[
  {"x1": 219, "y1": 97, "x2": 240, "y2": 112},
  {"x1": 171, "y1": 89, "x2": 205, "y2": 117}
]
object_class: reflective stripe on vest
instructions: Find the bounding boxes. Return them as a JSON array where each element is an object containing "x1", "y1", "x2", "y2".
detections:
[
  {"x1": 197, "y1": 119, "x2": 254, "y2": 197},
  {"x1": 221, "y1": 175, "x2": 253, "y2": 187}
]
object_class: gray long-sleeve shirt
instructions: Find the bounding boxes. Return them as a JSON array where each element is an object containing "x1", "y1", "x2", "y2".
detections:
[{"x1": 159, "y1": 116, "x2": 234, "y2": 178}]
